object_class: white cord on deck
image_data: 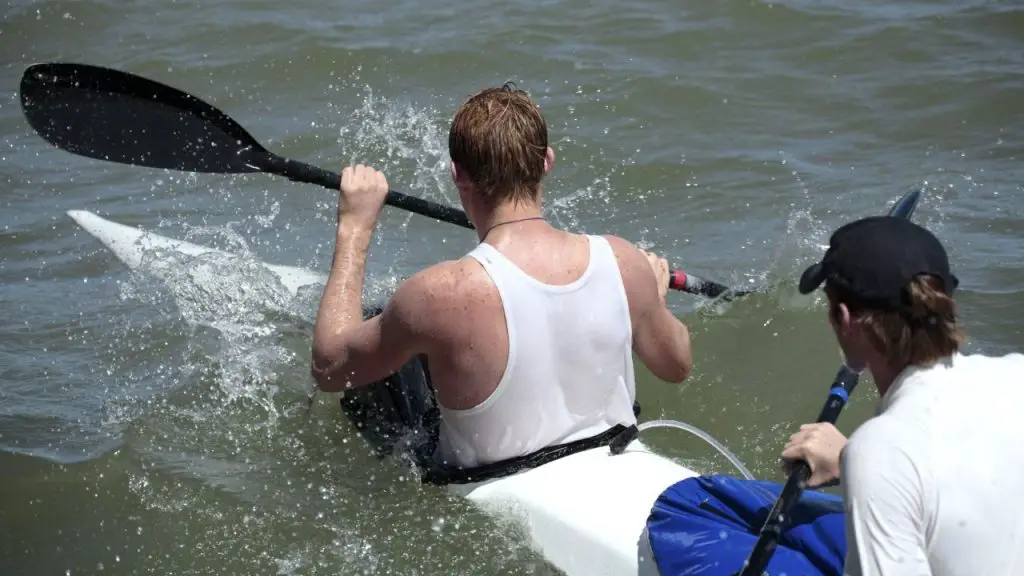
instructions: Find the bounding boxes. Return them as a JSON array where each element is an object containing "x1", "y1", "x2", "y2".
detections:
[{"x1": 638, "y1": 419, "x2": 756, "y2": 481}]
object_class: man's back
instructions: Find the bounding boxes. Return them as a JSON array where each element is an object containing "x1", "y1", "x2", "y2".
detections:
[
  {"x1": 413, "y1": 224, "x2": 641, "y2": 468},
  {"x1": 841, "y1": 351, "x2": 1024, "y2": 575}
]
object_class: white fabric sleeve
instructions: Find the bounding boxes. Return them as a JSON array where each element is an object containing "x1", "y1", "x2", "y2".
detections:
[{"x1": 839, "y1": 418, "x2": 932, "y2": 576}]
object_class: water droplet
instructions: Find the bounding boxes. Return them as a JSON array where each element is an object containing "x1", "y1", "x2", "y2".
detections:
[{"x1": 431, "y1": 517, "x2": 446, "y2": 533}]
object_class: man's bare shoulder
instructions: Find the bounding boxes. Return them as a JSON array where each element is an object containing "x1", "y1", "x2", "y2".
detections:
[
  {"x1": 600, "y1": 234, "x2": 649, "y2": 280},
  {"x1": 598, "y1": 234, "x2": 663, "y2": 316},
  {"x1": 387, "y1": 257, "x2": 492, "y2": 320}
]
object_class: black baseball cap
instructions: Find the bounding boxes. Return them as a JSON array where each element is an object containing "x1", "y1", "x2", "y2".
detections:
[{"x1": 798, "y1": 216, "x2": 959, "y2": 308}]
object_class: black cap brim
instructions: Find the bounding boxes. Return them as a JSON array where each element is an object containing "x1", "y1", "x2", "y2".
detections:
[{"x1": 799, "y1": 263, "x2": 826, "y2": 294}]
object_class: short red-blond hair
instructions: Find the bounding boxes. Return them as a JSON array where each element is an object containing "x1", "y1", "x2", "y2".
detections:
[{"x1": 448, "y1": 82, "x2": 548, "y2": 206}]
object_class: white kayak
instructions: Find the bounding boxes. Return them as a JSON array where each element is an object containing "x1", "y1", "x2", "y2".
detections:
[
  {"x1": 64, "y1": 209, "x2": 714, "y2": 576},
  {"x1": 65, "y1": 209, "x2": 326, "y2": 297}
]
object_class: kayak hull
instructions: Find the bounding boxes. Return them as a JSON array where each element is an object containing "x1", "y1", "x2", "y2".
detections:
[
  {"x1": 65, "y1": 209, "x2": 325, "y2": 297},
  {"x1": 453, "y1": 441, "x2": 694, "y2": 575}
]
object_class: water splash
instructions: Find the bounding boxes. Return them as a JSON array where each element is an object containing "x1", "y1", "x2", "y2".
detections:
[
  {"x1": 318, "y1": 85, "x2": 457, "y2": 219},
  {"x1": 115, "y1": 242, "x2": 297, "y2": 421}
]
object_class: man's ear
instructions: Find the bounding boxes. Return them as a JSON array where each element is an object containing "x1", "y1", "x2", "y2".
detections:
[
  {"x1": 828, "y1": 299, "x2": 850, "y2": 331},
  {"x1": 834, "y1": 302, "x2": 855, "y2": 335},
  {"x1": 544, "y1": 147, "x2": 555, "y2": 175}
]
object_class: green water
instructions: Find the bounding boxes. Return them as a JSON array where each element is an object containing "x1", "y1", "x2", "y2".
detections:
[{"x1": 2, "y1": 0, "x2": 1022, "y2": 574}]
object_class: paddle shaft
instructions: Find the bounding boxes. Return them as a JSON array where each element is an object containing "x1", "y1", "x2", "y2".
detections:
[
  {"x1": 251, "y1": 149, "x2": 735, "y2": 298},
  {"x1": 255, "y1": 151, "x2": 474, "y2": 228},
  {"x1": 736, "y1": 365, "x2": 859, "y2": 576}
]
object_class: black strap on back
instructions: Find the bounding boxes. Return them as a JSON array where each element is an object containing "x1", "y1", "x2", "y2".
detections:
[{"x1": 421, "y1": 423, "x2": 639, "y2": 486}]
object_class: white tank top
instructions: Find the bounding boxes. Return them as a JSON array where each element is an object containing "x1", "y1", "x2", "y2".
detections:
[{"x1": 436, "y1": 234, "x2": 638, "y2": 468}]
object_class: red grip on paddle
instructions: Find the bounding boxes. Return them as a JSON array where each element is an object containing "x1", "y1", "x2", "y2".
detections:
[{"x1": 669, "y1": 269, "x2": 687, "y2": 291}]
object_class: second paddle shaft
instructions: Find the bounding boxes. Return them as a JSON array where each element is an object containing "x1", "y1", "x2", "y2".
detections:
[
  {"x1": 736, "y1": 364, "x2": 861, "y2": 576},
  {"x1": 257, "y1": 152, "x2": 737, "y2": 299}
]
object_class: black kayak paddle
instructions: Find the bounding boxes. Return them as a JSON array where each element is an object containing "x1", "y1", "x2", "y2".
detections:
[{"x1": 18, "y1": 61, "x2": 748, "y2": 300}]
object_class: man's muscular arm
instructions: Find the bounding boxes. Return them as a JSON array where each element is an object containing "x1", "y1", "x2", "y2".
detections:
[
  {"x1": 310, "y1": 164, "x2": 424, "y2": 392},
  {"x1": 311, "y1": 265, "x2": 425, "y2": 392},
  {"x1": 605, "y1": 235, "x2": 693, "y2": 383}
]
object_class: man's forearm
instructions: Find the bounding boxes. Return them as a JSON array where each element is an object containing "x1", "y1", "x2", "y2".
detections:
[
  {"x1": 666, "y1": 308, "x2": 693, "y2": 380},
  {"x1": 311, "y1": 219, "x2": 375, "y2": 384}
]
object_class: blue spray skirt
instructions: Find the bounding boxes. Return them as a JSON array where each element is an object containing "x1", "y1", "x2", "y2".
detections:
[{"x1": 646, "y1": 474, "x2": 847, "y2": 576}]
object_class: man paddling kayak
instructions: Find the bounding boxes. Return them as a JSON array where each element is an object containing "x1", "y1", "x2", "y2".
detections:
[
  {"x1": 782, "y1": 216, "x2": 1024, "y2": 575},
  {"x1": 311, "y1": 83, "x2": 692, "y2": 471}
]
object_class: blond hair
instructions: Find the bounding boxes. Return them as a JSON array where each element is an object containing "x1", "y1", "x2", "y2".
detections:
[
  {"x1": 826, "y1": 274, "x2": 963, "y2": 368},
  {"x1": 448, "y1": 82, "x2": 548, "y2": 206}
]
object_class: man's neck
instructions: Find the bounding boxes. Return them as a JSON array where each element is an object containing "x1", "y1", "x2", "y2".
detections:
[
  {"x1": 874, "y1": 352, "x2": 959, "y2": 398},
  {"x1": 475, "y1": 200, "x2": 545, "y2": 242},
  {"x1": 872, "y1": 357, "x2": 937, "y2": 398},
  {"x1": 871, "y1": 362, "x2": 901, "y2": 398}
]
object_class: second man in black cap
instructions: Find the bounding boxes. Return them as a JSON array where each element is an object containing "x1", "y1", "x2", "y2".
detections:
[{"x1": 780, "y1": 215, "x2": 1024, "y2": 575}]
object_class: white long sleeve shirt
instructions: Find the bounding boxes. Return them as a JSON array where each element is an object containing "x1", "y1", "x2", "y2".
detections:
[{"x1": 840, "y1": 351, "x2": 1024, "y2": 576}]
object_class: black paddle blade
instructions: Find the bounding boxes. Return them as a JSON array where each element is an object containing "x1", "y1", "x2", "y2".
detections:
[
  {"x1": 887, "y1": 186, "x2": 921, "y2": 219},
  {"x1": 19, "y1": 62, "x2": 264, "y2": 174}
]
